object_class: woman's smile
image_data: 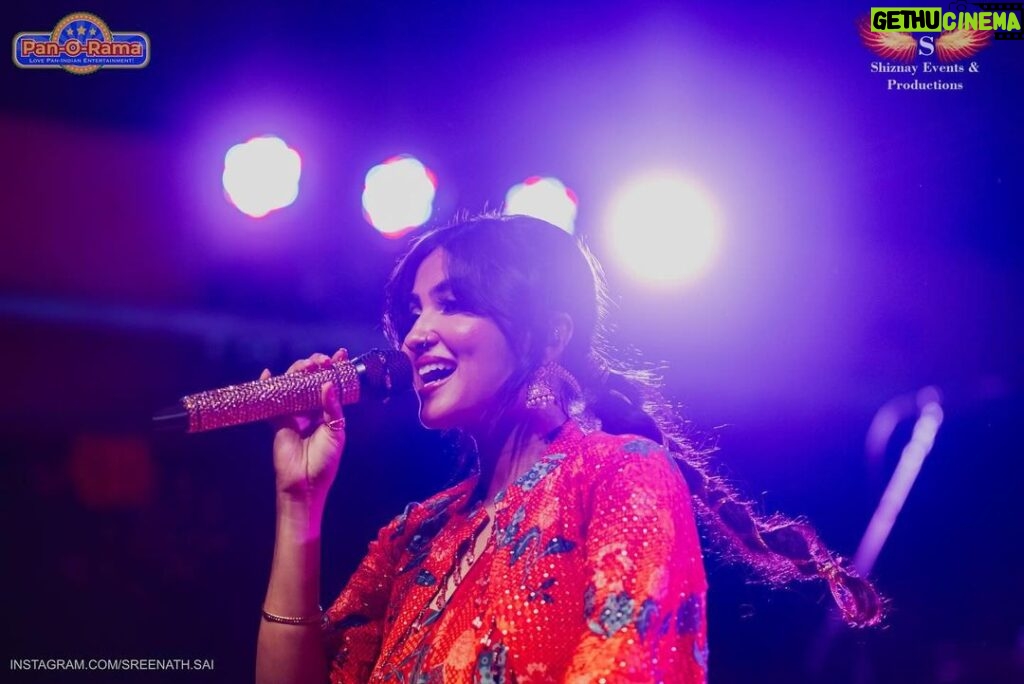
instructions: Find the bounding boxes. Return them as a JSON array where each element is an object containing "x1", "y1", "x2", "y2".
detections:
[{"x1": 416, "y1": 356, "x2": 457, "y2": 395}]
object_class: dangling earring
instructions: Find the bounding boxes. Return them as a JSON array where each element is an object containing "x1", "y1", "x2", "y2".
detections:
[{"x1": 525, "y1": 362, "x2": 582, "y2": 410}]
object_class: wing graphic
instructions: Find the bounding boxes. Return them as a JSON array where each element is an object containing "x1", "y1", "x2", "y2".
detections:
[
  {"x1": 858, "y1": 17, "x2": 917, "y2": 63},
  {"x1": 935, "y1": 28, "x2": 992, "y2": 63}
]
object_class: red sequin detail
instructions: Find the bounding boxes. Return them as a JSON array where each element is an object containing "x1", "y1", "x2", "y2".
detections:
[{"x1": 324, "y1": 421, "x2": 708, "y2": 683}]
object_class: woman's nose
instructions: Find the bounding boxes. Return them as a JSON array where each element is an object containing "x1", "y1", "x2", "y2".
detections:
[{"x1": 404, "y1": 320, "x2": 439, "y2": 354}]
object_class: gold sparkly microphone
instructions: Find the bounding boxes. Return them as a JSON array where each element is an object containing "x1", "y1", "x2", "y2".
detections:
[{"x1": 152, "y1": 349, "x2": 413, "y2": 433}]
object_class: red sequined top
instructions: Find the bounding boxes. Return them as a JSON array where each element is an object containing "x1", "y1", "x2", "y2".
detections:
[{"x1": 323, "y1": 420, "x2": 708, "y2": 683}]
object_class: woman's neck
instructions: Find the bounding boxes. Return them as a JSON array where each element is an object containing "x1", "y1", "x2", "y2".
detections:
[{"x1": 471, "y1": 406, "x2": 568, "y2": 504}]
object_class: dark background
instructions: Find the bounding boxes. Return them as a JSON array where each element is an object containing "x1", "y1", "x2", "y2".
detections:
[{"x1": 1, "y1": 1, "x2": 1022, "y2": 682}]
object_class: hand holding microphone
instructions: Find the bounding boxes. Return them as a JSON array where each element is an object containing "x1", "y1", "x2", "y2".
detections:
[
  {"x1": 152, "y1": 347, "x2": 413, "y2": 500},
  {"x1": 153, "y1": 348, "x2": 413, "y2": 433},
  {"x1": 268, "y1": 348, "x2": 351, "y2": 501}
]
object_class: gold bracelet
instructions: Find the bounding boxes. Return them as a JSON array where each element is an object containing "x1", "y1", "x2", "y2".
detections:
[{"x1": 261, "y1": 605, "x2": 325, "y2": 626}]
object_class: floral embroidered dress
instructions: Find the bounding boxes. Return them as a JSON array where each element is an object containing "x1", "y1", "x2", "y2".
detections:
[{"x1": 323, "y1": 420, "x2": 708, "y2": 683}]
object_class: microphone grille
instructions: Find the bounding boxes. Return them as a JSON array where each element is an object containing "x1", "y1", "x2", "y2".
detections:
[{"x1": 356, "y1": 349, "x2": 413, "y2": 399}]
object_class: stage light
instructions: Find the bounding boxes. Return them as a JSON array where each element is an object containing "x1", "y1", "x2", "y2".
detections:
[
  {"x1": 503, "y1": 176, "x2": 578, "y2": 234},
  {"x1": 362, "y1": 155, "x2": 436, "y2": 237},
  {"x1": 222, "y1": 136, "x2": 301, "y2": 218},
  {"x1": 606, "y1": 173, "x2": 721, "y2": 286}
]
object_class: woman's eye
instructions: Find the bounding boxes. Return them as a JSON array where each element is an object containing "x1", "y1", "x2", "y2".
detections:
[
  {"x1": 406, "y1": 299, "x2": 468, "y2": 319},
  {"x1": 438, "y1": 298, "x2": 462, "y2": 313}
]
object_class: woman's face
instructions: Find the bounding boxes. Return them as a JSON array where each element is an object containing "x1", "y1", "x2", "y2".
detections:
[{"x1": 401, "y1": 248, "x2": 519, "y2": 432}]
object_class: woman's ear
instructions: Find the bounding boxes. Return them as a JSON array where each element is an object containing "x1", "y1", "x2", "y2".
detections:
[{"x1": 542, "y1": 313, "x2": 574, "y2": 364}]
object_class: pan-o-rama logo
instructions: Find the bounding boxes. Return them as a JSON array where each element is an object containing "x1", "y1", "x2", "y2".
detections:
[{"x1": 12, "y1": 12, "x2": 149, "y2": 74}]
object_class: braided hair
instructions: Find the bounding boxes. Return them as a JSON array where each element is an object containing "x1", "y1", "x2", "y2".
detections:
[{"x1": 383, "y1": 213, "x2": 883, "y2": 628}]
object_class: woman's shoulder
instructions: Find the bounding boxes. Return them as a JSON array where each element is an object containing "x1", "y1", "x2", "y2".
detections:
[
  {"x1": 574, "y1": 429, "x2": 696, "y2": 520},
  {"x1": 573, "y1": 427, "x2": 673, "y2": 470},
  {"x1": 546, "y1": 425, "x2": 676, "y2": 491}
]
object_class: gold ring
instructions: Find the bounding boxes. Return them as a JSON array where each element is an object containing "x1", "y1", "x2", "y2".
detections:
[{"x1": 325, "y1": 417, "x2": 346, "y2": 432}]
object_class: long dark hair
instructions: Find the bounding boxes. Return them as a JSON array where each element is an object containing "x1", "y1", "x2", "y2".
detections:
[{"x1": 383, "y1": 213, "x2": 883, "y2": 628}]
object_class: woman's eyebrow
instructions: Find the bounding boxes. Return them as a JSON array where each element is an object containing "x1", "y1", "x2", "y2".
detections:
[
  {"x1": 407, "y1": 280, "x2": 451, "y2": 308},
  {"x1": 428, "y1": 280, "x2": 453, "y2": 299}
]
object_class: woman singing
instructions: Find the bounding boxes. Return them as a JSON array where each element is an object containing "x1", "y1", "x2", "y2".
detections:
[{"x1": 255, "y1": 214, "x2": 881, "y2": 684}]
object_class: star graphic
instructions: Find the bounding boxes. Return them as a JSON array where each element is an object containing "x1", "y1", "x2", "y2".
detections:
[
  {"x1": 66, "y1": 27, "x2": 74, "y2": 37},
  {"x1": 89, "y1": 27, "x2": 97, "y2": 37},
  {"x1": 77, "y1": 25, "x2": 87, "y2": 36}
]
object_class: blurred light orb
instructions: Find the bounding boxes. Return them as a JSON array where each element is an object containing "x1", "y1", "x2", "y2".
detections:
[
  {"x1": 606, "y1": 173, "x2": 721, "y2": 286},
  {"x1": 222, "y1": 136, "x2": 301, "y2": 218},
  {"x1": 503, "y1": 176, "x2": 578, "y2": 234},
  {"x1": 362, "y1": 155, "x2": 436, "y2": 237}
]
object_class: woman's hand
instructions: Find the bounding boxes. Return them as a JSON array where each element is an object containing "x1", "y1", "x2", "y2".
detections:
[{"x1": 264, "y1": 347, "x2": 349, "y2": 504}]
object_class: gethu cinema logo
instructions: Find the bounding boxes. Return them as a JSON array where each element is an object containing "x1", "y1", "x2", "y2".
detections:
[{"x1": 870, "y1": 5, "x2": 1022, "y2": 33}]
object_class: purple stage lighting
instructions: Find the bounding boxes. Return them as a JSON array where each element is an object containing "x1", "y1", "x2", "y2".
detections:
[
  {"x1": 504, "y1": 176, "x2": 578, "y2": 234},
  {"x1": 362, "y1": 155, "x2": 436, "y2": 238},
  {"x1": 606, "y1": 173, "x2": 721, "y2": 287},
  {"x1": 222, "y1": 136, "x2": 301, "y2": 218}
]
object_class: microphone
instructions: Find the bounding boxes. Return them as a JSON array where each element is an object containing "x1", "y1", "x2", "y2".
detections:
[{"x1": 153, "y1": 349, "x2": 413, "y2": 433}]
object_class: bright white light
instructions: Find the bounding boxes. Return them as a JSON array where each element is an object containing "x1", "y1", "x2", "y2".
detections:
[
  {"x1": 606, "y1": 173, "x2": 721, "y2": 286},
  {"x1": 504, "y1": 176, "x2": 578, "y2": 234},
  {"x1": 362, "y1": 155, "x2": 436, "y2": 237},
  {"x1": 222, "y1": 136, "x2": 301, "y2": 218}
]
